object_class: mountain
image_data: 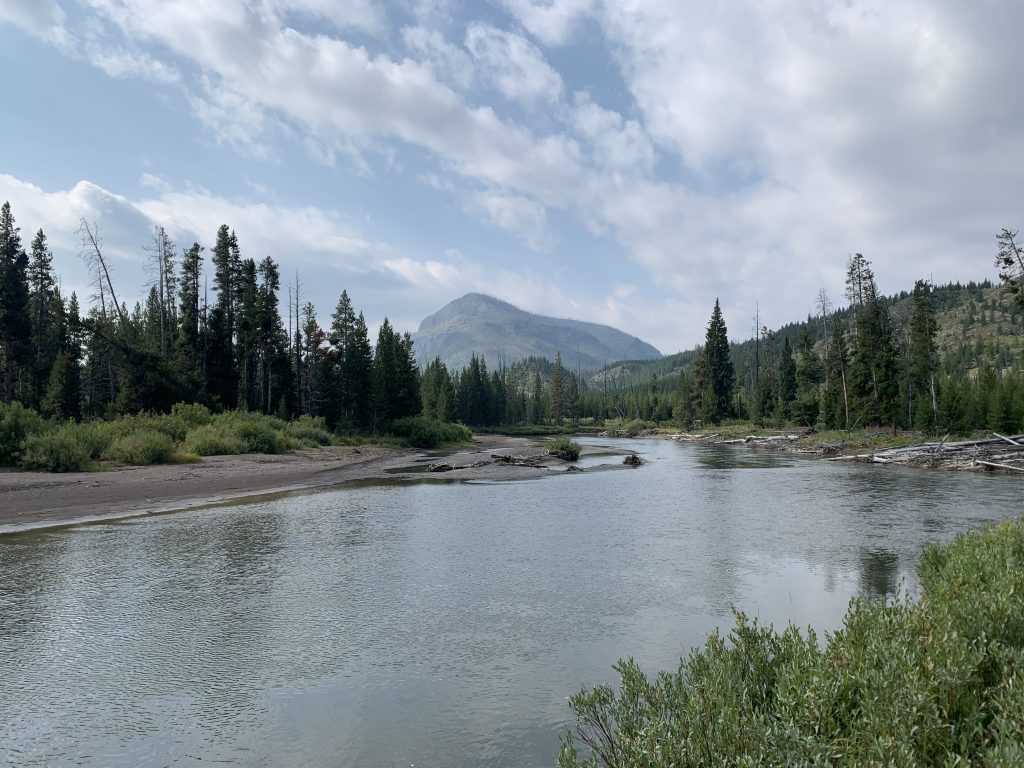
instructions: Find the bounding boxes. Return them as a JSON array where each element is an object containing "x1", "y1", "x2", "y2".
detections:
[{"x1": 411, "y1": 293, "x2": 662, "y2": 372}]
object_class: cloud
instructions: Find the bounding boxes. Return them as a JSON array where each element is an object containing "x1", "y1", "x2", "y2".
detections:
[
  {"x1": 9, "y1": 0, "x2": 1024, "y2": 351},
  {"x1": 464, "y1": 23, "x2": 563, "y2": 105},
  {"x1": 499, "y1": 0, "x2": 596, "y2": 47}
]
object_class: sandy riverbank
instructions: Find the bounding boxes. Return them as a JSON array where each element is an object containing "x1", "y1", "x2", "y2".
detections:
[{"x1": 0, "y1": 435, "x2": 631, "y2": 535}]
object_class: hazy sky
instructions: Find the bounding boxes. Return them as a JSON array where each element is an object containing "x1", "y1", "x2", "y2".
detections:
[{"x1": 0, "y1": 0, "x2": 1021, "y2": 353}]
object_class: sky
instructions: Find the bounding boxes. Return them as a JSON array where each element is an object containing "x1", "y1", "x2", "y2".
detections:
[{"x1": 0, "y1": 0, "x2": 1021, "y2": 355}]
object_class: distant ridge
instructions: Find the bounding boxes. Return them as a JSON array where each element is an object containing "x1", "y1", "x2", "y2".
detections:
[{"x1": 411, "y1": 293, "x2": 662, "y2": 372}]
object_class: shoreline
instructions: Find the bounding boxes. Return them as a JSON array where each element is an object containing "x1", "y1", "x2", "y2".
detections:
[{"x1": 0, "y1": 435, "x2": 631, "y2": 536}]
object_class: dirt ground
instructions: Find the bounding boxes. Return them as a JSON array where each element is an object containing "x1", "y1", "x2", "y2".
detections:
[{"x1": 0, "y1": 435, "x2": 627, "y2": 534}]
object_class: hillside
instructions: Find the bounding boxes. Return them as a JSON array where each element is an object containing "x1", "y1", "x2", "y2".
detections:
[
  {"x1": 411, "y1": 293, "x2": 662, "y2": 372},
  {"x1": 588, "y1": 280, "x2": 1024, "y2": 392}
]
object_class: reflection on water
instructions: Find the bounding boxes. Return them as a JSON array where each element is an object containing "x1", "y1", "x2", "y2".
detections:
[
  {"x1": 857, "y1": 549, "x2": 902, "y2": 600},
  {"x1": 1, "y1": 438, "x2": 1022, "y2": 767}
]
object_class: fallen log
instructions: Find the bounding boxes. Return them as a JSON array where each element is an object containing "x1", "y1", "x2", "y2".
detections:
[{"x1": 975, "y1": 459, "x2": 1024, "y2": 473}]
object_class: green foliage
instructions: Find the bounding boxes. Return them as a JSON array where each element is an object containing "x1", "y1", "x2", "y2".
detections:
[
  {"x1": 19, "y1": 425, "x2": 92, "y2": 472},
  {"x1": 701, "y1": 299, "x2": 734, "y2": 425},
  {"x1": 183, "y1": 424, "x2": 246, "y2": 456},
  {"x1": 284, "y1": 415, "x2": 333, "y2": 447},
  {"x1": 170, "y1": 401, "x2": 212, "y2": 428},
  {"x1": 560, "y1": 519, "x2": 1024, "y2": 767},
  {"x1": 602, "y1": 418, "x2": 656, "y2": 437},
  {"x1": 389, "y1": 416, "x2": 473, "y2": 448},
  {"x1": 547, "y1": 436, "x2": 581, "y2": 461},
  {"x1": 104, "y1": 428, "x2": 175, "y2": 465},
  {"x1": 0, "y1": 401, "x2": 45, "y2": 464}
]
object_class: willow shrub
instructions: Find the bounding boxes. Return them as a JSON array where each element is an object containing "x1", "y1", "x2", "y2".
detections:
[
  {"x1": 389, "y1": 417, "x2": 473, "y2": 448},
  {"x1": 560, "y1": 519, "x2": 1024, "y2": 768},
  {"x1": 547, "y1": 436, "x2": 582, "y2": 461}
]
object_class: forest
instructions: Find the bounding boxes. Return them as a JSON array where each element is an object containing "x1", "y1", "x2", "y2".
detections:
[{"x1": 2, "y1": 197, "x2": 1024, "y2": 471}]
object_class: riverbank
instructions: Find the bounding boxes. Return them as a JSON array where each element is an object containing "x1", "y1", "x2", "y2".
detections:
[
  {"x1": 0, "y1": 435, "x2": 631, "y2": 535},
  {"x1": 663, "y1": 425, "x2": 1024, "y2": 473}
]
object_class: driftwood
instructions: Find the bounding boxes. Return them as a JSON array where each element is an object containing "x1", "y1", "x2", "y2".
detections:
[
  {"x1": 490, "y1": 453, "x2": 548, "y2": 468},
  {"x1": 828, "y1": 433, "x2": 1024, "y2": 474},
  {"x1": 623, "y1": 454, "x2": 644, "y2": 466}
]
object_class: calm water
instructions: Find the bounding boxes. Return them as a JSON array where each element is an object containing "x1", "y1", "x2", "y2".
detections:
[{"x1": 2, "y1": 438, "x2": 1022, "y2": 767}]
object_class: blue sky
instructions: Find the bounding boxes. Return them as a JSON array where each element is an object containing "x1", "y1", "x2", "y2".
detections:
[{"x1": 1, "y1": 0, "x2": 1022, "y2": 354}]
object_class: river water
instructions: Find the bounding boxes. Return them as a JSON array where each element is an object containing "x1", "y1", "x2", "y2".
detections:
[{"x1": 2, "y1": 437, "x2": 1022, "y2": 767}]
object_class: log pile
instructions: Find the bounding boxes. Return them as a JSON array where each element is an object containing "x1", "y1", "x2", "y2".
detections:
[
  {"x1": 828, "y1": 433, "x2": 1024, "y2": 474},
  {"x1": 490, "y1": 452, "x2": 549, "y2": 468}
]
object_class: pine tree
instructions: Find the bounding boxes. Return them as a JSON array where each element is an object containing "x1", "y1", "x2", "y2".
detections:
[
  {"x1": 777, "y1": 335, "x2": 797, "y2": 420},
  {"x1": 27, "y1": 228, "x2": 60, "y2": 406},
  {"x1": 207, "y1": 225, "x2": 239, "y2": 408},
  {"x1": 550, "y1": 351, "x2": 566, "y2": 424},
  {"x1": 0, "y1": 202, "x2": 31, "y2": 403},
  {"x1": 701, "y1": 299, "x2": 734, "y2": 425},
  {"x1": 793, "y1": 326, "x2": 823, "y2": 426},
  {"x1": 176, "y1": 242, "x2": 204, "y2": 388},
  {"x1": 996, "y1": 228, "x2": 1024, "y2": 310},
  {"x1": 909, "y1": 279, "x2": 939, "y2": 430}
]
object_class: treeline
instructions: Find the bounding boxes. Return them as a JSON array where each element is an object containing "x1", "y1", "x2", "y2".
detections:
[
  {"x1": 0, "y1": 201, "x2": 419, "y2": 431},
  {"x1": 676, "y1": 253, "x2": 1024, "y2": 433}
]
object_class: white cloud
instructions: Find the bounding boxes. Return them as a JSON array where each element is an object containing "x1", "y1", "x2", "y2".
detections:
[
  {"x1": 499, "y1": 0, "x2": 596, "y2": 47},
  {"x1": 9, "y1": 0, "x2": 1024, "y2": 350},
  {"x1": 474, "y1": 191, "x2": 552, "y2": 251},
  {"x1": 464, "y1": 23, "x2": 563, "y2": 105}
]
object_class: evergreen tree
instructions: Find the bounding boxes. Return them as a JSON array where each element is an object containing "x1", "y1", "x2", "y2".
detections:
[
  {"x1": 27, "y1": 228, "x2": 60, "y2": 406},
  {"x1": 996, "y1": 228, "x2": 1024, "y2": 310},
  {"x1": 175, "y1": 242, "x2": 204, "y2": 388},
  {"x1": 550, "y1": 351, "x2": 566, "y2": 424},
  {"x1": 909, "y1": 279, "x2": 939, "y2": 430},
  {"x1": 777, "y1": 335, "x2": 797, "y2": 420},
  {"x1": 530, "y1": 370, "x2": 544, "y2": 424},
  {"x1": 701, "y1": 299, "x2": 734, "y2": 424},
  {"x1": 0, "y1": 202, "x2": 31, "y2": 403},
  {"x1": 793, "y1": 326, "x2": 823, "y2": 426},
  {"x1": 820, "y1": 320, "x2": 850, "y2": 429},
  {"x1": 207, "y1": 225, "x2": 239, "y2": 408},
  {"x1": 421, "y1": 357, "x2": 456, "y2": 422}
]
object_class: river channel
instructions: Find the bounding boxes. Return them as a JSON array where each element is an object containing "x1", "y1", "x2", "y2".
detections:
[{"x1": 2, "y1": 437, "x2": 1022, "y2": 767}]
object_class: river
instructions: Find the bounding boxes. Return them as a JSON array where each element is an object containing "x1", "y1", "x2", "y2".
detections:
[{"x1": 2, "y1": 437, "x2": 1022, "y2": 767}]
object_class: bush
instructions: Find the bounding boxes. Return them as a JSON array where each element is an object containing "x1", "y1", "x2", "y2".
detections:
[
  {"x1": 19, "y1": 426, "x2": 93, "y2": 472},
  {"x1": 390, "y1": 417, "x2": 474, "y2": 448},
  {"x1": 0, "y1": 401, "x2": 45, "y2": 465},
  {"x1": 184, "y1": 424, "x2": 246, "y2": 456},
  {"x1": 284, "y1": 415, "x2": 333, "y2": 447},
  {"x1": 233, "y1": 419, "x2": 285, "y2": 454},
  {"x1": 559, "y1": 519, "x2": 1024, "y2": 767},
  {"x1": 602, "y1": 418, "x2": 657, "y2": 437},
  {"x1": 104, "y1": 429, "x2": 175, "y2": 465},
  {"x1": 547, "y1": 436, "x2": 581, "y2": 461},
  {"x1": 170, "y1": 402, "x2": 212, "y2": 428}
]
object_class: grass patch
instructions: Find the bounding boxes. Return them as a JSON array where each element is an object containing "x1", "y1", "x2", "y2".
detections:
[
  {"x1": 560, "y1": 518, "x2": 1024, "y2": 767},
  {"x1": 547, "y1": 436, "x2": 582, "y2": 461}
]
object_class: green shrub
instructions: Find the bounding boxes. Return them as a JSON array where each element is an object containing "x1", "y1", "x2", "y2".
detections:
[
  {"x1": 0, "y1": 402, "x2": 46, "y2": 465},
  {"x1": 170, "y1": 402, "x2": 212, "y2": 428},
  {"x1": 547, "y1": 436, "x2": 581, "y2": 461},
  {"x1": 19, "y1": 426, "x2": 93, "y2": 472},
  {"x1": 233, "y1": 419, "x2": 285, "y2": 454},
  {"x1": 559, "y1": 519, "x2": 1024, "y2": 768},
  {"x1": 104, "y1": 429, "x2": 175, "y2": 465},
  {"x1": 602, "y1": 418, "x2": 657, "y2": 437},
  {"x1": 285, "y1": 415, "x2": 332, "y2": 447},
  {"x1": 184, "y1": 424, "x2": 246, "y2": 456},
  {"x1": 390, "y1": 417, "x2": 474, "y2": 448},
  {"x1": 74, "y1": 421, "x2": 117, "y2": 460}
]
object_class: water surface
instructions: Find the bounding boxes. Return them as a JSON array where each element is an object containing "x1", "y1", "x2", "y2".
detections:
[{"x1": 2, "y1": 438, "x2": 1021, "y2": 767}]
